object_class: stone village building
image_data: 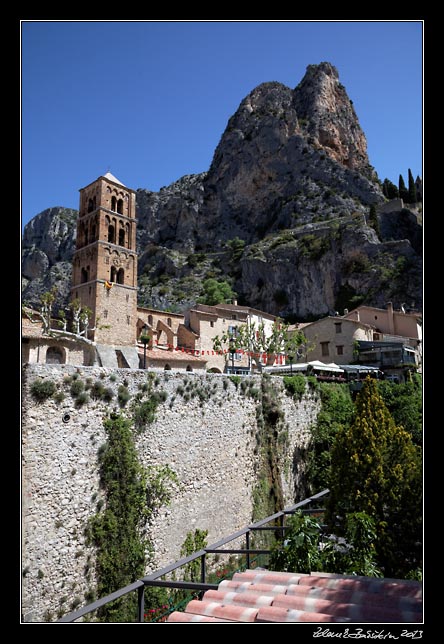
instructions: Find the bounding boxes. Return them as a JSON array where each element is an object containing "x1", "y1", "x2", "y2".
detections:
[
  {"x1": 22, "y1": 172, "x2": 282, "y2": 373},
  {"x1": 294, "y1": 302, "x2": 422, "y2": 380},
  {"x1": 22, "y1": 173, "x2": 422, "y2": 378},
  {"x1": 297, "y1": 316, "x2": 375, "y2": 365}
]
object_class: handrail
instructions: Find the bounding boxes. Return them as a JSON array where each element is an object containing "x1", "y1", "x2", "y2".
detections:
[
  {"x1": 56, "y1": 580, "x2": 144, "y2": 623},
  {"x1": 56, "y1": 489, "x2": 329, "y2": 623}
]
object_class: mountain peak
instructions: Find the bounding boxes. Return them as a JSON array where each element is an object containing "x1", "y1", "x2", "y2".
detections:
[
  {"x1": 293, "y1": 62, "x2": 373, "y2": 176},
  {"x1": 303, "y1": 61, "x2": 339, "y2": 80},
  {"x1": 22, "y1": 63, "x2": 421, "y2": 319}
]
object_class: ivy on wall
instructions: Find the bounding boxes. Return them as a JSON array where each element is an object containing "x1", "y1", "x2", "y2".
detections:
[
  {"x1": 86, "y1": 412, "x2": 178, "y2": 622},
  {"x1": 251, "y1": 376, "x2": 288, "y2": 536}
]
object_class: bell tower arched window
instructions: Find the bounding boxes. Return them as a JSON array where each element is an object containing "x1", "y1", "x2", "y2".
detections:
[
  {"x1": 108, "y1": 225, "x2": 116, "y2": 243},
  {"x1": 81, "y1": 266, "x2": 89, "y2": 283},
  {"x1": 117, "y1": 268, "x2": 125, "y2": 284},
  {"x1": 111, "y1": 196, "x2": 117, "y2": 212},
  {"x1": 110, "y1": 266, "x2": 117, "y2": 282},
  {"x1": 118, "y1": 225, "x2": 125, "y2": 246},
  {"x1": 80, "y1": 222, "x2": 87, "y2": 247},
  {"x1": 88, "y1": 198, "x2": 94, "y2": 213},
  {"x1": 117, "y1": 198, "x2": 123, "y2": 214}
]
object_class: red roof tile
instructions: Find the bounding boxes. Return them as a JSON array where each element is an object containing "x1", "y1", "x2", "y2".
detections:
[{"x1": 166, "y1": 570, "x2": 422, "y2": 624}]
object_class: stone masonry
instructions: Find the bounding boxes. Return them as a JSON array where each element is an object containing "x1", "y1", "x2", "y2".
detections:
[{"x1": 21, "y1": 364, "x2": 320, "y2": 622}]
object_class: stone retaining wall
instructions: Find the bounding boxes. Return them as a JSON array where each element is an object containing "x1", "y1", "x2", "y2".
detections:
[{"x1": 21, "y1": 364, "x2": 320, "y2": 621}]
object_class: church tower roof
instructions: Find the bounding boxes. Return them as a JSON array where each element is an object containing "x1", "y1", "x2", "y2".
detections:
[{"x1": 102, "y1": 171, "x2": 126, "y2": 187}]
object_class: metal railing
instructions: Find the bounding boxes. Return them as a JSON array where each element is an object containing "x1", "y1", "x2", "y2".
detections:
[{"x1": 57, "y1": 489, "x2": 329, "y2": 623}]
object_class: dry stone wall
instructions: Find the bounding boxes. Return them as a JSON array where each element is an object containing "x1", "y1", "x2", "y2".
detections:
[{"x1": 21, "y1": 364, "x2": 320, "y2": 622}]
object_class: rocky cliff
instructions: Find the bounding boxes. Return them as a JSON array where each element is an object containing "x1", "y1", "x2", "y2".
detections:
[{"x1": 22, "y1": 62, "x2": 422, "y2": 318}]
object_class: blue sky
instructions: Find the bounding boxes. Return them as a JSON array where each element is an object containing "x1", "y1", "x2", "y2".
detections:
[{"x1": 21, "y1": 20, "x2": 423, "y2": 229}]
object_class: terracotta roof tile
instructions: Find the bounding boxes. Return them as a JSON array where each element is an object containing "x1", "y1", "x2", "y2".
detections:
[
  {"x1": 184, "y1": 599, "x2": 259, "y2": 622},
  {"x1": 166, "y1": 612, "x2": 230, "y2": 623},
  {"x1": 138, "y1": 347, "x2": 207, "y2": 363},
  {"x1": 166, "y1": 570, "x2": 422, "y2": 624},
  {"x1": 255, "y1": 606, "x2": 351, "y2": 623},
  {"x1": 202, "y1": 589, "x2": 275, "y2": 608}
]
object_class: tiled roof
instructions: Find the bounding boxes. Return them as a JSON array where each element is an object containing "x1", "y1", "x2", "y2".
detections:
[
  {"x1": 137, "y1": 346, "x2": 207, "y2": 364},
  {"x1": 103, "y1": 171, "x2": 125, "y2": 186},
  {"x1": 167, "y1": 570, "x2": 422, "y2": 623}
]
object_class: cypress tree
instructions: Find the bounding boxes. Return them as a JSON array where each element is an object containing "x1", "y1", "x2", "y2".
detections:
[
  {"x1": 382, "y1": 178, "x2": 399, "y2": 200},
  {"x1": 398, "y1": 174, "x2": 409, "y2": 202},
  {"x1": 415, "y1": 175, "x2": 422, "y2": 202},
  {"x1": 368, "y1": 204, "x2": 380, "y2": 236},
  {"x1": 326, "y1": 378, "x2": 422, "y2": 577},
  {"x1": 408, "y1": 168, "x2": 417, "y2": 203}
]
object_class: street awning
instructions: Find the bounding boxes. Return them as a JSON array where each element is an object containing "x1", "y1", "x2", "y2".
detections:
[{"x1": 308, "y1": 360, "x2": 344, "y2": 373}]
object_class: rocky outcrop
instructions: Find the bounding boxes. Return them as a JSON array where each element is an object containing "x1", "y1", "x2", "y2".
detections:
[
  {"x1": 22, "y1": 208, "x2": 77, "y2": 313},
  {"x1": 21, "y1": 63, "x2": 422, "y2": 318},
  {"x1": 292, "y1": 62, "x2": 374, "y2": 177}
]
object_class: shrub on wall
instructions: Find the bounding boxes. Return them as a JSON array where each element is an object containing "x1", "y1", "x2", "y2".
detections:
[
  {"x1": 283, "y1": 374, "x2": 306, "y2": 401},
  {"x1": 31, "y1": 378, "x2": 57, "y2": 402},
  {"x1": 70, "y1": 379, "x2": 85, "y2": 398},
  {"x1": 117, "y1": 385, "x2": 130, "y2": 407}
]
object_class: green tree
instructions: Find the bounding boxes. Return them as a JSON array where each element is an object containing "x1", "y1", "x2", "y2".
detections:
[
  {"x1": 305, "y1": 383, "x2": 355, "y2": 494},
  {"x1": 270, "y1": 512, "x2": 330, "y2": 573},
  {"x1": 377, "y1": 375, "x2": 422, "y2": 445},
  {"x1": 213, "y1": 320, "x2": 309, "y2": 373},
  {"x1": 398, "y1": 174, "x2": 409, "y2": 202},
  {"x1": 382, "y1": 178, "x2": 399, "y2": 200},
  {"x1": 269, "y1": 510, "x2": 382, "y2": 577},
  {"x1": 325, "y1": 378, "x2": 422, "y2": 577},
  {"x1": 225, "y1": 237, "x2": 246, "y2": 262},
  {"x1": 197, "y1": 278, "x2": 236, "y2": 306},
  {"x1": 368, "y1": 204, "x2": 380, "y2": 236},
  {"x1": 408, "y1": 168, "x2": 417, "y2": 204},
  {"x1": 415, "y1": 175, "x2": 422, "y2": 202}
]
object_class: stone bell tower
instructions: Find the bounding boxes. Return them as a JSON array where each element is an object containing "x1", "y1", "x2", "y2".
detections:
[{"x1": 71, "y1": 172, "x2": 138, "y2": 355}]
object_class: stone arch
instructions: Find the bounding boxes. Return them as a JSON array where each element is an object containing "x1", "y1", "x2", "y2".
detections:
[
  {"x1": 164, "y1": 363, "x2": 171, "y2": 371},
  {"x1": 207, "y1": 367, "x2": 222, "y2": 373},
  {"x1": 118, "y1": 223, "x2": 125, "y2": 246},
  {"x1": 81, "y1": 266, "x2": 89, "y2": 283},
  {"x1": 117, "y1": 267, "x2": 125, "y2": 284},
  {"x1": 46, "y1": 346, "x2": 65, "y2": 364},
  {"x1": 117, "y1": 198, "x2": 124, "y2": 214},
  {"x1": 186, "y1": 365, "x2": 193, "y2": 372},
  {"x1": 111, "y1": 195, "x2": 117, "y2": 212},
  {"x1": 156, "y1": 319, "x2": 175, "y2": 347},
  {"x1": 79, "y1": 222, "x2": 87, "y2": 246},
  {"x1": 108, "y1": 223, "x2": 116, "y2": 243},
  {"x1": 90, "y1": 219, "x2": 97, "y2": 242}
]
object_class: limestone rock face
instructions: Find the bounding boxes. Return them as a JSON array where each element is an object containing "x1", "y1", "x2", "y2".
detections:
[
  {"x1": 22, "y1": 208, "x2": 77, "y2": 313},
  {"x1": 292, "y1": 62, "x2": 373, "y2": 176},
  {"x1": 21, "y1": 63, "x2": 422, "y2": 318},
  {"x1": 22, "y1": 207, "x2": 77, "y2": 264}
]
